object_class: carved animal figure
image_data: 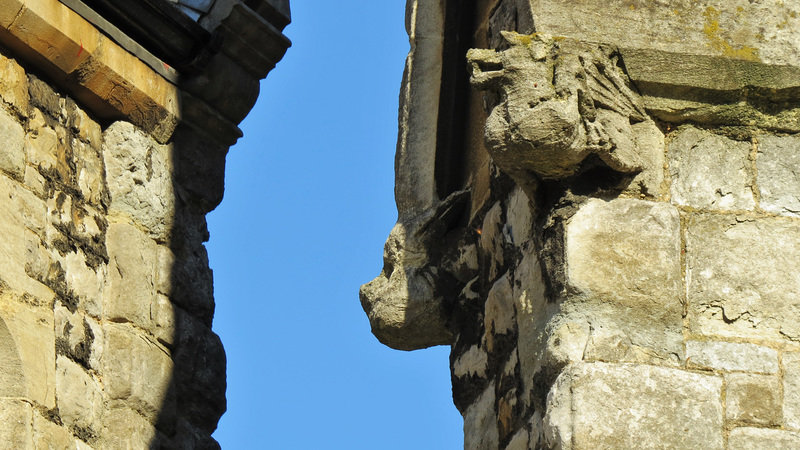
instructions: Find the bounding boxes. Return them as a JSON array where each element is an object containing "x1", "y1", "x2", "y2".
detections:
[{"x1": 468, "y1": 32, "x2": 648, "y2": 180}]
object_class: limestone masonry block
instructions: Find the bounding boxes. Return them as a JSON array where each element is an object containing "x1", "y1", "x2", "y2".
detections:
[
  {"x1": 668, "y1": 126, "x2": 754, "y2": 211},
  {"x1": 564, "y1": 198, "x2": 683, "y2": 361},
  {"x1": 8, "y1": 0, "x2": 99, "y2": 74},
  {"x1": 103, "y1": 122, "x2": 175, "y2": 242},
  {"x1": 687, "y1": 214, "x2": 800, "y2": 343},
  {"x1": 484, "y1": 274, "x2": 514, "y2": 352},
  {"x1": 101, "y1": 408, "x2": 158, "y2": 450},
  {"x1": 464, "y1": 382, "x2": 499, "y2": 450},
  {"x1": 103, "y1": 324, "x2": 175, "y2": 426},
  {"x1": 566, "y1": 198, "x2": 681, "y2": 305},
  {"x1": 729, "y1": 427, "x2": 800, "y2": 450},
  {"x1": 527, "y1": 0, "x2": 800, "y2": 66},
  {"x1": 0, "y1": 52, "x2": 29, "y2": 114},
  {"x1": 105, "y1": 223, "x2": 157, "y2": 330},
  {"x1": 758, "y1": 134, "x2": 800, "y2": 217},
  {"x1": 545, "y1": 362, "x2": 723, "y2": 449},
  {"x1": 1, "y1": 294, "x2": 56, "y2": 408},
  {"x1": 55, "y1": 355, "x2": 103, "y2": 436},
  {"x1": 0, "y1": 105, "x2": 25, "y2": 179},
  {"x1": 685, "y1": 340, "x2": 778, "y2": 373},
  {"x1": 725, "y1": 373, "x2": 781, "y2": 426},
  {"x1": 0, "y1": 399, "x2": 34, "y2": 449},
  {"x1": 784, "y1": 352, "x2": 800, "y2": 430}
]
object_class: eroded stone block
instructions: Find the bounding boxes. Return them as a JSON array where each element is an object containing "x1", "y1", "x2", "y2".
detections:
[
  {"x1": 100, "y1": 407, "x2": 158, "y2": 450},
  {"x1": 685, "y1": 340, "x2": 778, "y2": 374},
  {"x1": 464, "y1": 382, "x2": 499, "y2": 450},
  {"x1": 0, "y1": 399, "x2": 34, "y2": 449},
  {"x1": 0, "y1": 103, "x2": 25, "y2": 179},
  {"x1": 564, "y1": 199, "x2": 683, "y2": 362},
  {"x1": 687, "y1": 214, "x2": 800, "y2": 343},
  {"x1": 103, "y1": 122, "x2": 175, "y2": 242},
  {"x1": 545, "y1": 362, "x2": 723, "y2": 449},
  {"x1": 104, "y1": 222, "x2": 166, "y2": 335},
  {"x1": 103, "y1": 324, "x2": 174, "y2": 426},
  {"x1": 729, "y1": 427, "x2": 800, "y2": 450},
  {"x1": 55, "y1": 356, "x2": 103, "y2": 435},
  {"x1": 725, "y1": 373, "x2": 781, "y2": 426},
  {"x1": 758, "y1": 134, "x2": 800, "y2": 217},
  {"x1": 668, "y1": 126, "x2": 754, "y2": 211},
  {"x1": 784, "y1": 352, "x2": 800, "y2": 430}
]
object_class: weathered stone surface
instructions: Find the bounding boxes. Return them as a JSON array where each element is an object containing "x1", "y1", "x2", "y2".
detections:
[
  {"x1": 485, "y1": 274, "x2": 514, "y2": 352},
  {"x1": 758, "y1": 134, "x2": 800, "y2": 217},
  {"x1": 784, "y1": 352, "x2": 800, "y2": 431},
  {"x1": 668, "y1": 126, "x2": 754, "y2": 210},
  {"x1": 0, "y1": 399, "x2": 34, "y2": 449},
  {"x1": 33, "y1": 411, "x2": 90, "y2": 450},
  {"x1": 468, "y1": 33, "x2": 650, "y2": 182},
  {"x1": 505, "y1": 427, "x2": 529, "y2": 450},
  {"x1": 527, "y1": 0, "x2": 800, "y2": 66},
  {"x1": 728, "y1": 427, "x2": 800, "y2": 450},
  {"x1": 454, "y1": 345, "x2": 489, "y2": 379},
  {"x1": 103, "y1": 122, "x2": 175, "y2": 242},
  {"x1": 0, "y1": 52, "x2": 29, "y2": 114},
  {"x1": 104, "y1": 324, "x2": 175, "y2": 426},
  {"x1": 513, "y1": 248, "x2": 549, "y2": 406},
  {"x1": 56, "y1": 356, "x2": 103, "y2": 435},
  {"x1": 687, "y1": 214, "x2": 800, "y2": 343},
  {"x1": 564, "y1": 199, "x2": 683, "y2": 361},
  {"x1": 1, "y1": 297, "x2": 56, "y2": 409},
  {"x1": 725, "y1": 373, "x2": 781, "y2": 426},
  {"x1": 361, "y1": 190, "x2": 474, "y2": 351},
  {"x1": 25, "y1": 109, "x2": 59, "y2": 173},
  {"x1": 685, "y1": 340, "x2": 778, "y2": 374},
  {"x1": 105, "y1": 222, "x2": 157, "y2": 329},
  {"x1": 0, "y1": 105, "x2": 25, "y2": 179},
  {"x1": 101, "y1": 408, "x2": 158, "y2": 450},
  {"x1": 464, "y1": 383, "x2": 499, "y2": 450},
  {"x1": 545, "y1": 362, "x2": 723, "y2": 449}
]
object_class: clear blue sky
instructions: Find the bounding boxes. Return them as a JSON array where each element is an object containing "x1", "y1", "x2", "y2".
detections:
[{"x1": 207, "y1": 1, "x2": 463, "y2": 448}]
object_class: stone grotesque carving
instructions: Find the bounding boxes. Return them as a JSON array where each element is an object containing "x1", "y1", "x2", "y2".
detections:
[
  {"x1": 360, "y1": 190, "x2": 476, "y2": 351},
  {"x1": 467, "y1": 32, "x2": 649, "y2": 181}
]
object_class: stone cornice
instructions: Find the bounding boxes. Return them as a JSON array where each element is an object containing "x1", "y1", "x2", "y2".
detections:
[{"x1": 0, "y1": 0, "x2": 290, "y2": 145}]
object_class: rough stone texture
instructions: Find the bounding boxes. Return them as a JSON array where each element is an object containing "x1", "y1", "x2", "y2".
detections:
[
  {"x1": 784, "y1": 352, "x2": 800, "y2": 431},
  {"x1": 364, "y1": 0, "x2": 800, "y2": 448},
  {"x1": 725, "y1": 373, "x2": 781, "y2": 426},
  {"x1": 0, "y1": 0, "x2": 290, "y2": 444},
  {"x1": 685, "y1": 340, "x2": 778, "y2": 374},
  {"x1": 545, "y1": 362, "x2": 723, "y2": 449},
  {"x1": 728, "y1": 427, "x2": 800, "y2": 450},
  {"x1": 758, "y1": 134, "x2": 800, "y2": 217},
  {"x1": 564, "y1": 199, "x2": 683, "y2": 362},
  {"x1": 687, "y1": 215, "x2": 800, "y2": 343},
  {"x1": 527, "y1": 0, "x2": 800, "y2": 66},
  {"x1": 464, "y1": 383, "x2": 499, "y2": 450},
  {"x1": 668, "y1": 126, "x2": 755, "y2": 211}
]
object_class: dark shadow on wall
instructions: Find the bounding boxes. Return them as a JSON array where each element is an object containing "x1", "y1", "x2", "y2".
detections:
[{"x1": 150, "y1": 123, "x2": 230, "y2": 448}]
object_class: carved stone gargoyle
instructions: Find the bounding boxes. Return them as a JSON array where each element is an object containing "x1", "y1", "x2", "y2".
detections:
[
  {"x1": 467, "y1": 32, "x2": 649, "y2": 181},
  {"x1": 360, "y1": 190, "x2": 477, "y2": 351}
]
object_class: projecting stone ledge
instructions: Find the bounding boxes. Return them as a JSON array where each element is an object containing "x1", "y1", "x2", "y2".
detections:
[{"x1": 0, "y1": 0, "x2": 290, "y2": 146}]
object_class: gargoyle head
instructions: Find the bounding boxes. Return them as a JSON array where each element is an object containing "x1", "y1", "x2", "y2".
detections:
[{"x1": 467, "y1": 32, "x2": 648, "y2": 182}]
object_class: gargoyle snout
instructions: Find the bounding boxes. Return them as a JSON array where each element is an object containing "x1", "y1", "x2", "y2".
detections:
[{"x1": 467, "y1": 48, "x2": 504, "y2": 89}]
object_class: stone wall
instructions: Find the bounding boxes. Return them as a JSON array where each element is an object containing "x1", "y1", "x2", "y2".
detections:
[
  {"x1": 0, "y1": 0, "x2": 289, "y2": 448},
  {"x1": 0, "y1": 46, "x2": 227, "y2": 448},
  {"x1": 362, "y1": 1, "x2": 800, "y2": 448}
]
